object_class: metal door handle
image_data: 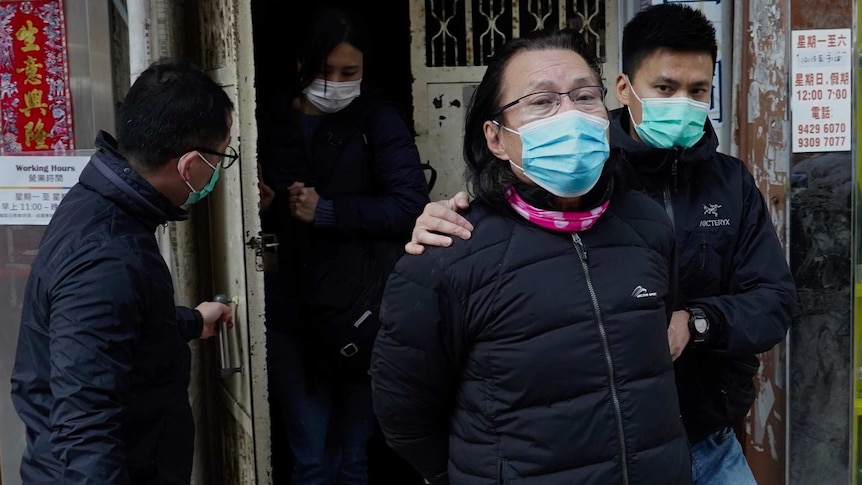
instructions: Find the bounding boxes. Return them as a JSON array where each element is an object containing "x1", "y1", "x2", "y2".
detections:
[{"x1": 215, "y1": 294, "x2": 242, "y2": 378}]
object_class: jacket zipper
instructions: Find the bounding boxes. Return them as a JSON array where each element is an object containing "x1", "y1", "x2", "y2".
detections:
[
  {"x1": 570, "y1": 233, "x2": 629, "y2": 485},
  {"x1": 662, "y1": 155, "x2": 679, "y2": 226}
]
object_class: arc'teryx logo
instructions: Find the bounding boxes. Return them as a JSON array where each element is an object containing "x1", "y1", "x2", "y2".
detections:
[
  {"x1": 631, "y1": 285, "x2": 657, "y2": 299},
  {"x1": 700, "y1": 202, "x2": 731, "y2": 227},
  {"x1": 703, "y1": 203, "x2": 722, "y2": 217}
]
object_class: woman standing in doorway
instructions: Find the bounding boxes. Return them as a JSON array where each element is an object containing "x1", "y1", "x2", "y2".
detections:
[{"x1": 258, "y1": 2, "x2": 430, "y2": 483}]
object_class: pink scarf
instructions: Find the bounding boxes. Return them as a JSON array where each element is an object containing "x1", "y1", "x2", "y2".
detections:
[{"x1": 506, "y1": 187, "x2": 609, "y2": 232}]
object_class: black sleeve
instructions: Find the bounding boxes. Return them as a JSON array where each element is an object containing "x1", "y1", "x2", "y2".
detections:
[{"x1": 370, "y1": 253, "x2": 466, "y2": 481}]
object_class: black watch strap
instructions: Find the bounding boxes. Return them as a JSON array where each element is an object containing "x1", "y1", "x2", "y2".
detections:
[{"x1": 687, "y1": 306, "x2": 710, "y2": 345}]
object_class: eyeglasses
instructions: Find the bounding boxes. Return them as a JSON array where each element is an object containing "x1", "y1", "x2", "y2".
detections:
[
  {"x1": 196, "y1": 145, "x2": 240, "y2": 169},
  {"x1": 492, "y1": 85, "x2": 607, "y2": 120}
]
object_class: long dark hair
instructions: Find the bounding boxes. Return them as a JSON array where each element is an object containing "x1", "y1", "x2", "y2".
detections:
[{"x1": 463, "y1": 28, "x2": 628, "y2": 213}]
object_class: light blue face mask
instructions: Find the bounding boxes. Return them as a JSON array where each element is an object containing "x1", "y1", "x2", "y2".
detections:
[
  {"x1": 627, "y1": 78, "x2": 710, "y2": 149},
  {"x1": 181, "y1": 153, "x2": 220, "y2": 205},
  {"x1": 499, "y1": 109, "x2": 610, "y2": 198}
]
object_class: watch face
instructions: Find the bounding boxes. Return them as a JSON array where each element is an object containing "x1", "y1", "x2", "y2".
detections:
[{"x1": 694, "y1": 318, "x2": 708, "y2": 334}]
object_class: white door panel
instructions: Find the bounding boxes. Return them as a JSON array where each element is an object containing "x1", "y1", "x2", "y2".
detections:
[{"x1": 197, "y1": 1, "x2": 269, "y2": 484}]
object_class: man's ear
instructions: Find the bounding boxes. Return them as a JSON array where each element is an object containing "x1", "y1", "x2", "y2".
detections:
[
  {"x1": 176, "y1": 151, "x2": 198, "y2": 181},
  {"x1": 615, "y1": 73, "x2": 631, "y2": 107},
  {"x1": 484, "y1": 120, "x2": 510, "y2": 160}
]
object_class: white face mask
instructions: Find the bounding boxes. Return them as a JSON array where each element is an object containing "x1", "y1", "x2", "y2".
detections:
[{"x1": 302, "y1": 78, "x2": 362, "y2": 113}]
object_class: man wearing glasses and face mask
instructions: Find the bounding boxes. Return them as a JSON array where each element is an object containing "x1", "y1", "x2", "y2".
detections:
[
  {"x1": 403, "y1": 4, "x2": 796, "y2": 485},
  {"x1": 11, "y1": 59, "x2": 238, "y2": 485}
]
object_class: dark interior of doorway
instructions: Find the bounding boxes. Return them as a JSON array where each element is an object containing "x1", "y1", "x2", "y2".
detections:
[
  {"x1": 250, "y1": 1, "x2": 423, "y2": 484},
  {"x1": 252, "y1": 0, "x2": 416, "y2": 134}
]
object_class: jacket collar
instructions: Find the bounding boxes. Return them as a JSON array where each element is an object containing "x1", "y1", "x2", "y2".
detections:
[
  {"x1": 609, "y1": 107, "x2": 719, "y2": 191},
  {"x1": 79, "y1": 131, "x2": 188, "y2": 230}
]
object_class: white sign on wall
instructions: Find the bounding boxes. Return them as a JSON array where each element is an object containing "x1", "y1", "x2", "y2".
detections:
[
  {"x1": 791, "y1": 28, "x2": 852, "y2": 153},
  {"x1": 0, "y1": 155, "x2": 90, "y2": 225}
]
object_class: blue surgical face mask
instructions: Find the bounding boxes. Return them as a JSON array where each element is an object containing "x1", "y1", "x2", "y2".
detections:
[
  {"x1": 498, "y1": 109, "x2": 610, "y2": 198},
  {"x1": 626, "y1": 77, "x2": 710, "y2": 149},
  {"x1": 180, "y1": 153, "x2": 220, "y2": 205}
]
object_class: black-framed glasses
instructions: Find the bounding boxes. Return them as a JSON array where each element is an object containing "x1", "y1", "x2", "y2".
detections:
[
  {"x1": 492, "y1": 85, "x2": 608, "y2": 120},
  {"x1": 196, "y1": 145, "x2": 240, "y2": 169}
]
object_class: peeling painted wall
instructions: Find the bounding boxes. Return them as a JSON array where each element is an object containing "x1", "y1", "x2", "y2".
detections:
[{"x1": 734, "y1": 0, "x2": 791, "y2": 482}]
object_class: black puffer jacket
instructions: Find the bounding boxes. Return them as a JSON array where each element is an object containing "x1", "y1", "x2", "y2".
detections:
[
  {"x1": 11, "y1": 132, "x2": 200, "y2": 485},
  {"x1": 371, "y1": 189, "x2": 691, "y2": 485},
  {"x1": 610, "y1": 108, "x2": 797, "y2": 443}
]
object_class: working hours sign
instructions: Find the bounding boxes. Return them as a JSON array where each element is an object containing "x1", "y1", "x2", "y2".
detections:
[
  {"x1": 0, "y1": 155, "x2": 88, "y2": 225},
  {"x1": 790, "y1": 28, "x2": 852, "y2": 153}
]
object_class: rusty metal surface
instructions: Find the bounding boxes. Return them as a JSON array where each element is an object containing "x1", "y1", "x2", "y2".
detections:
[
  {"x1": 790, "y1": 0, "x2": 851, "y2": 29},
  {"x1": 199, "y1": 0, "x2": 233, "y2": 70},
  {"x1": 735, "y1": 0, "x2": 791, "y2": 482},
  {"x1": 220, "y1": 409, "x2": 256, "y2": 485}
]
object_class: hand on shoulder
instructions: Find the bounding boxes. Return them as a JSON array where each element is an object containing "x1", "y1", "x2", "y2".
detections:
[{"x1": 405, "y1": 191, "x2": 474, "y2": 255}]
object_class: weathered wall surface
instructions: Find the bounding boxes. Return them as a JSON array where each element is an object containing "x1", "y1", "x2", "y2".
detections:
[{"x1": 735, "y1": 0, "x2": 791, "y2": 482}]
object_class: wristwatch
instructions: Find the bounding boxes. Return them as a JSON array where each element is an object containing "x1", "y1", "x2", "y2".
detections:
[{"x1": 687, "y1": 306, "x2": 710, "y2": 345}]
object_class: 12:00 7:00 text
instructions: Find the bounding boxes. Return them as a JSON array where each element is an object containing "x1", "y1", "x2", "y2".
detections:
[{"x1": 796, "y1": 88, "x2": 849, "y2": 101}]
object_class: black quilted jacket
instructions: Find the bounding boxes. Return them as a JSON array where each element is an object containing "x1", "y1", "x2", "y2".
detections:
[{"x1": 371, "y1": 189, "x2": 691, "y2": 485}]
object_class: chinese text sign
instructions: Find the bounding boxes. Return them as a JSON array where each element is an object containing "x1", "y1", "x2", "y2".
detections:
[
  {"x1": 791, "y1": 28, "x2": 852, "y2": 153},
  {"x1": 0, "y1": 0, "x2": 75, "y2": 153}
]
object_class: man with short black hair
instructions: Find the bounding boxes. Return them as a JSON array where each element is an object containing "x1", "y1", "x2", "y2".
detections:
[
  {"x1": 612, "y1": 5, "x2": 795, "y2": 483},
  {"x1": 11, "y1": 58, "x2": 237, "y2": 484}
]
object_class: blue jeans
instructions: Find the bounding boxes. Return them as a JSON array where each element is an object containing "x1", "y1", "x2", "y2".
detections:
[
  {"x1": 268, "y1": 326, "x2": 375, "y2": 485},
  {"x1": 691, "y1": 427, "x2": 758, "y2": 485}
]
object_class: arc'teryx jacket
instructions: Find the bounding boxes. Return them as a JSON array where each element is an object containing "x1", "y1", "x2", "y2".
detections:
[
  {"x1": 610, "y1": 107, "x2": 797, "y2": 443},
  {"x1": 372, "y1": 189, "x2": 691, "y2": 485},
  {"x1": 11, "y1": 132, "x2": 201, "y2": 484}
]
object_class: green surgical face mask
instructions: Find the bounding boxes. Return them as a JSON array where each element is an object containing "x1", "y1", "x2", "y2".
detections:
[
  {"x1": 181, "y1": 154, "x2": 220, "y2": 205},
  {"x1": 627, "y1": 77, "x2": 710, "y2": 149}
]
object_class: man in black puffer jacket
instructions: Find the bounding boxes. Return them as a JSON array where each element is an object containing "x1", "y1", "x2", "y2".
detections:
[
  {"x1": 11, "y1": 59, "x2": 235, "y2": 485},
  {"x1": 611, "y1": 5, "x2": 796, "y2": 484},
  {"x1": 405, "y1": 5, "x2": 796, "y2": 484}
]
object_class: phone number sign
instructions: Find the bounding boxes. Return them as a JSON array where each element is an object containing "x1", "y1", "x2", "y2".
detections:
[{"x1": 791, "y1": 28, "x2": 851, "y2": 153}]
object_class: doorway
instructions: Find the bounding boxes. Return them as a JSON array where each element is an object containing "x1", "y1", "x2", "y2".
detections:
[{"x1": 249, "y1": 1, "x2": 423, "y2": 483}]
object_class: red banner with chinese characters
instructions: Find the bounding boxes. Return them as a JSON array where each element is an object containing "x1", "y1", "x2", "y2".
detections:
[{"x1": 0, "y1": 0, "x2": 74, "y2": 152}]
